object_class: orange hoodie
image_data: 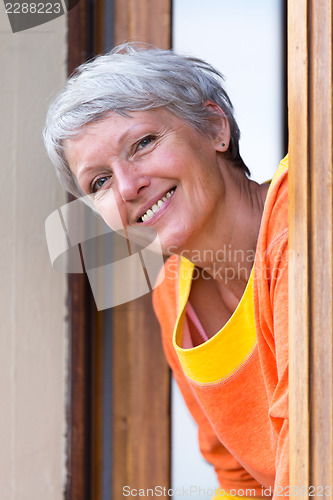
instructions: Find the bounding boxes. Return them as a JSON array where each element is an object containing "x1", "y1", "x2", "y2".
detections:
[{"x1": 153, "y1": 158, "x2": 289, "y2": 499}]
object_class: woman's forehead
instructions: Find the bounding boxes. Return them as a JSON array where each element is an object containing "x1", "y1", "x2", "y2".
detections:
[
  {"x1": 85, "y1": 107, "x2": 177, "y2": 131},
  {"x1": 65, "y1": 108, "x2": 184, "y2": 151}
]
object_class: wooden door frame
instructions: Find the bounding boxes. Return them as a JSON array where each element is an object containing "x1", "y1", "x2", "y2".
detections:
[
  {"x1": 66, "y1": 1, "x2": 172, "y2": 499},
  {"x1": 66, "y1": 0, "x2": 333, "y2": 495},
  {"x1": 288, "y1": 0, "x2": 333, "y2": 494}
]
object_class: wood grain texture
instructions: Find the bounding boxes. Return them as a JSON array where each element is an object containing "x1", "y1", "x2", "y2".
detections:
[
  {"x1": 114, "y1": 0, "x2": 171, "y2": 48},
  {"x1": 288, "y1": 0, "x2": 310, "y2": 492},
  {"x1": 91, "y1": 311, "x2": 103, "y2": 500},
  {"x1": 288, "y1": 0, "x2": 333, "y2": 496},
  {"x1": 68, "y1": 0, "x2": 93, "y2": 75},
  {"x1": 112, "y1": 1, "x2": 172, "y2": 497},
  {"x1": 67, "y1": 4, "x2": 93, "y2": 498},
  {"x1": 112, "y1": 295, "x2": 170, "y2": 497},
  {"x1": 309, "y1": 0, "x2": 333, "y2": 490},
  {"x1": 66, "y1": 260, "x2": 91, "y2": 499},
  {"x1": 93, "y1": 0, "x2": 104, "y2": 55}
]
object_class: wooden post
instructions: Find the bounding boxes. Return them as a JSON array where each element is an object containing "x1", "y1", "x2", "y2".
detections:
[
  {"x1": 288, "y1": 0, "x2": 333, "y2": 496},
  {"x1": 66, "y1": 2, "x2": 172, "y2": 497},
  {"x1": 112, "y1": 1, "x2": 172, "y2": 498},
  {"x1": 67, "y1": 2, "x2": 94, "y2": 498}
]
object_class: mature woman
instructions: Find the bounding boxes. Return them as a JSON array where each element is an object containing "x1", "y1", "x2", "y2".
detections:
[{"x1": 44, "y1": 43, "x2": 288, "y2": 499}]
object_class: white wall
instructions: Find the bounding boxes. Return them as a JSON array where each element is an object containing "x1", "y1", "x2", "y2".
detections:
[
  {"x1": 172, "y1": 1, "x2": 284, "y2": 497},
  {"x1": 0, "y1": 8, "x2": 67, "y2": 500}
]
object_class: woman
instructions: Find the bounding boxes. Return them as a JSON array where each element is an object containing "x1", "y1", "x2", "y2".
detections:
[{"x1": 43, "y1": 43, "x2": 288, "y2": 499}]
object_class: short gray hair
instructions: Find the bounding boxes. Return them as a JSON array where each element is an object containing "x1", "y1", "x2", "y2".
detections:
[{"x1": 43, "y1": 42, "x2": 249, "y2": 198}]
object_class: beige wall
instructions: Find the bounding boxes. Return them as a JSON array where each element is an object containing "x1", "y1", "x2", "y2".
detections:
[{"x1": 0, "y1": 7, "x2": 67, "y2": 500}]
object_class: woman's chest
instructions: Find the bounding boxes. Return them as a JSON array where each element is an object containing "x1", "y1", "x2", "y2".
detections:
[{"x1": 188, "y1": 271, "x2": 242, "y2": 339}]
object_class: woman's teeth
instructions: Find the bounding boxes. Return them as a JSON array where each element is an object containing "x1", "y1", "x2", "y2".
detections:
[{"x1": 141, "y1": 188, "x2": 175, "y2": 222}]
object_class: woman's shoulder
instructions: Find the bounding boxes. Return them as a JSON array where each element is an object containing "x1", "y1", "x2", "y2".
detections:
[
  {"x1": 267, "y1": 169, "x2": 288, "y2": 252},
  {"x1": 259, "y1": 159, "x2": 288, "y2": 257},
  {"x1": 253, "y1": 159, "x2": 288, "y2": 298}
]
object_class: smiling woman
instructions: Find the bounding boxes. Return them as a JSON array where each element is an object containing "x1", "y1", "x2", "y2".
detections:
[
  {"x1": 62, "y1": 105, "x2": 253, "y2": 260},
  {"x1": 43, "y1": 43, "x2": 289, "y2": 500}
]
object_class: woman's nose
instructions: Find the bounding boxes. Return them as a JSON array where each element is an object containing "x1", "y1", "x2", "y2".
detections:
[{"x1": 116, "y1": 166, "x2": 151, "y2": 202}]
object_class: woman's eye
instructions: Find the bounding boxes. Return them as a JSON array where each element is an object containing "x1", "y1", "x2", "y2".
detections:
[
  {"x1": 92, "y1": 176, "x2": 110, "y2": 193},
  {"x1": 136, "y1": 135, "x2": 156, "y2": 151}
]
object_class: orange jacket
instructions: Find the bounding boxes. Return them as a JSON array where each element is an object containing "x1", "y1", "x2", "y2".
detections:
[{"x1": 153, "y1": 158, "x2": 289, "y2": 499}]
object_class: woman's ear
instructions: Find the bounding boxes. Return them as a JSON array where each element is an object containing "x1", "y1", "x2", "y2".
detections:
[{"x1": 203, "y1": 100, "x2": 230, "y2": 152}]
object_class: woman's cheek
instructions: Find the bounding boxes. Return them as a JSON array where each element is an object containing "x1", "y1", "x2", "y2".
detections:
[
  {"x1": 94, "y1": 190, "x2": 126, "y2": 231},
  {"x1": 101, "y1": 206, "x2": 125, "y2": 232}
]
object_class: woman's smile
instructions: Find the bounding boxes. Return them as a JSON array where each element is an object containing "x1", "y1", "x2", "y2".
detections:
[{"x1": 137, "y1": 187, "x2": 176, "y2": 223}]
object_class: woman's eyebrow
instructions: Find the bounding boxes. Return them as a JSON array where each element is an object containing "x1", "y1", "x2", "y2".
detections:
[
  {"x1": 76, "y1": 164, "x2": 101, "y2": 181},
  {"x1": 117, "y1": 121, "x2": 156, "y2": 144}
]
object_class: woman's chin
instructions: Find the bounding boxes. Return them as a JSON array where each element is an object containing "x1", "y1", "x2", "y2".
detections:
[{"x1": 159, "y1": 236, "x2": 190, "y2": 257}]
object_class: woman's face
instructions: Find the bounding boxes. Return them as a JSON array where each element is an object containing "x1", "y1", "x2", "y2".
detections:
[{"x1": 65, "y1": 107, "x2": 228, "y2": 254}]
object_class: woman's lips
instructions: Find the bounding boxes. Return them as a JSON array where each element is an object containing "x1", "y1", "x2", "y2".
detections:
[{"x1": 138, "y1": 187, "x2": 176, "y2": 224}]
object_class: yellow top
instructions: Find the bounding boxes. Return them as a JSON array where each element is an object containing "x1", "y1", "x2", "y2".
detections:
[{"x1": 172, "y1": 156, "x2": 288, "y2": 386}]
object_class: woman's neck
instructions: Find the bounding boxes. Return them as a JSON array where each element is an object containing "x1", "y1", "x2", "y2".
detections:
[{"x1": 177, "y1": 165, "x2": 270, "y2": 302}]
